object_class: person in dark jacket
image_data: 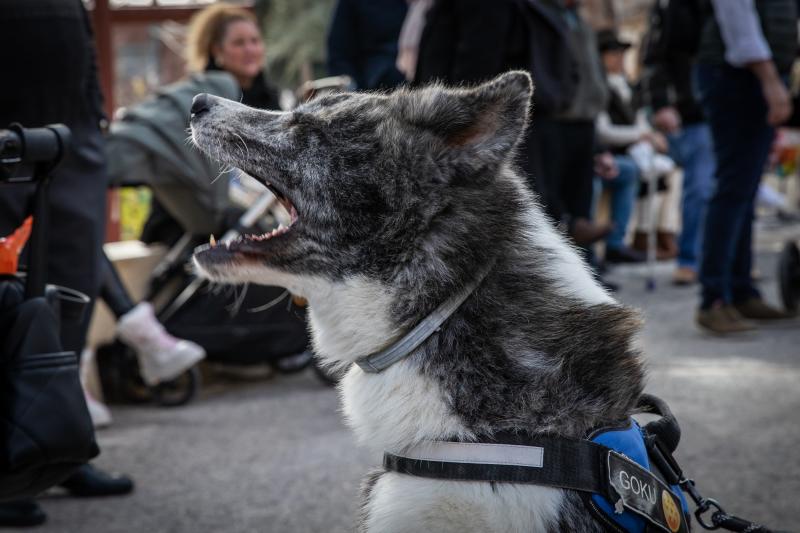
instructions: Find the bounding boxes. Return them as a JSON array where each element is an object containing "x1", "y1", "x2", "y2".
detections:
[
  {"x1": 0, "y1": 0, "x2": 134, "y2": 526},
  {"x1": 327, "y1": 0, "x2": 408, "y2": 90},
  {"x1": 415, "y1": 0, "x2": 611, "y2": 247},
  {"x1": 693, "y1": 0, "x2": 797, "y2": 334}
]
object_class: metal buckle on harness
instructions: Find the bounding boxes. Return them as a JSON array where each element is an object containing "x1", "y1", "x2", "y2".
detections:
[{"x1": 690, "y1": 492, "x2": 725, "y2": 531}]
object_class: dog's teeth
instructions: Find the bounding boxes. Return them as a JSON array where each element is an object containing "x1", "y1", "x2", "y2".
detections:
[
  {"x1": 225, "y1": 240, "x2": 230, "y2": 249},
  {"x1": 209, "y1": 235, "x2": 216, "y2": 247},
  {"x1": 278, "y1": 224, "x2": 286, "y2": 231}
]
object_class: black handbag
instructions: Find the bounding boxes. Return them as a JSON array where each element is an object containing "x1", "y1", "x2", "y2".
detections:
[{"x1": 0, "y1": 279, "x2": 100, "y2": 501}]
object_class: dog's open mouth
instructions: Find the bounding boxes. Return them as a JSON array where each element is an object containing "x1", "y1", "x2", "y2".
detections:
[
  {"x1": 238, "y1": 180, "x2": 299, "y2": 243},
  {"x1": 196, "y1": 177, "x2": 299, "y2": 265}
]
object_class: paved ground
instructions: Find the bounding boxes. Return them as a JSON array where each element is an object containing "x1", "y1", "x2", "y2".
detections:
[{"x1": 19, "y1": 220, "x2": 800, "y2": 533}]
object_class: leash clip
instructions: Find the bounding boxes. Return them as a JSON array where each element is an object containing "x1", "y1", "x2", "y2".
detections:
[{"x1": 693, "y1": 497, "x2": 725, "y2": 531}]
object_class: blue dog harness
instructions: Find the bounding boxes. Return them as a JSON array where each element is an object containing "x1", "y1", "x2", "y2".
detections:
[
  {"x1": 384, "y1": 414, "x2": 691, "y2": 533},
  {"x1": 586, "y1": 420, "x2": 689, "y2": 533}
]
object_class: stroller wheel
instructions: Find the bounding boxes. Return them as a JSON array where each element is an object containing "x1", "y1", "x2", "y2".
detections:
[
  {"x1": 312, "y1": 358, "x2": 345, "y2": 386},
  {"x1": 779, "y1": 241, "x2": 800, "y2": 313},
  {"x1": 96, "y1": 341, "x2": 152, "y2": 405},
  {"x1": 151, "y1": 366, "x2": 201, "y2": 408}
]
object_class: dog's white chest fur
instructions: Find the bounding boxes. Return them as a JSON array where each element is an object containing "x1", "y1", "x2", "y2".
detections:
[
  {"x1": 340, "y1": 362, "x2": 473, "y2": 452},
  {"x1": 304, "y1": 277, "x2": 563, "y2": 533}
]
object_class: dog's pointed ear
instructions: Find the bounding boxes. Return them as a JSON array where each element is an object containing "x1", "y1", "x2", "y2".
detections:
[{"x1": 396, "y1": 71, "x2": 533, "y2": 168}]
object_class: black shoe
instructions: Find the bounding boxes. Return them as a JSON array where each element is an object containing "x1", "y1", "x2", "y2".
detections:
[
  {"x1": 0, "y1": 500, "x2": 46, "y2": 527},
  {"x1": 605, "y1": 246, "x2": 646, "y2": 264},
  {"x1": 59, "y1": 464, "x2": 134, "y2": 498}
]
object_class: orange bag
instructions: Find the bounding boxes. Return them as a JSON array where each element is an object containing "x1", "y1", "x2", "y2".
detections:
[{"x1": 0, "y1": 216, "x2": 32, "y2": 274}]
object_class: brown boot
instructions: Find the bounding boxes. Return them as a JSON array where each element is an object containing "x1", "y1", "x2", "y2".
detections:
[
  {"x1": 672, "y1": 266, "x2": 697, "y2": 286},
  {"x1": 734, "y1": 297, "x2": 792, "y2": 320},
  {"x1": 631, "y1": 231, "x2": 674, "y2": 261},
  {"x1": 570, "y1": 218, "x2": 612, "y2": 246},
  {"x1": 696, "y1": 304, "x2": 755, "y2": 334},
  {"x1": 656, "y1": 231, "x2": 678, "y2": 260},
  {"x1": 631, "y1": 231, "x2": 648, "y2": 254}
]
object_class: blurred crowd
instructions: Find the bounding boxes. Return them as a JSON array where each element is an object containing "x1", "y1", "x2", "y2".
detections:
[
  {"x1": 324, "y1": 0, "x2": 799, "y2": 336},
  {"x1": 0, "y1": 0, "x2": 798, "y2": 527}
]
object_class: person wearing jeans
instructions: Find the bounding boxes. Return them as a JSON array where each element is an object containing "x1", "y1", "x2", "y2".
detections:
[
  {"x1": 693, "y1": 0, "x2": 796, "y2": 334},
  {"x1": 668, "y1": 123, "x2": 715, "y2": 282},
  {"x1": 594, "y1": 155, "x2": 641, "y2": 262},
  {"x1": 640, "y1": 0, "x2": 717, "y2": 284}
]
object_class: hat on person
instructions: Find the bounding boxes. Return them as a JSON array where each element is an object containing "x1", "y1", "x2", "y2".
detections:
[{"x1": 597, "y1": 29, "x2": 632, "y2": 53}]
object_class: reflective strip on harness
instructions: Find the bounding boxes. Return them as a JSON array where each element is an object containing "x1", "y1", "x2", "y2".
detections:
[
  {"x1": 384, "y1": 434, "x2": 607, "y2": 491},
  {"x1": 394, "y1": 441, "x2": 544, "y2": 468}
]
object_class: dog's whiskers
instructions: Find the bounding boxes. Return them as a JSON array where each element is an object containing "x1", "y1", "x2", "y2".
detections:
[
  {"x1": 232, "y1": 132, "x2": 250, "y2": 161},
  {"x1": 226, "y1": 283, "x2": 250, "y2": 316},
  {"x1": 211, "y1": 164, "x2": 235, "y2": 184},
  {"x1": 247, "y1": 290, "x2": 290, "y2": 313}
]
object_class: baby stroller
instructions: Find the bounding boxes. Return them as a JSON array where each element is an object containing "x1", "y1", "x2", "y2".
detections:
[{"x1": 97, "y1": 73, "x2": 319, "y2": 406}]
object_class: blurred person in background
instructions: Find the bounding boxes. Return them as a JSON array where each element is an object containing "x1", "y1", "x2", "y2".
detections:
[
  {"x1": 640, "y1": 0, "x2": 716, "y2": 286},
  {"x1": 526, "y1": 0, "x2": 612, "y2": 248},
  {"x1": 186, "y1": 2, "x2": 279, "y2": 110},
  {"x1": 594, "y1": 29, "x2": 678, "y2": 263},
  {"x1": 594, "y1": 30, "x2": 647, "y2": 264},
  {"x1": 327, "y1": 0, "x2": 408, "y2": 90},
  {"x1": 414, "y1": 0, "x2": 612, "y2": 249},
  {"x1": 396, "y1": 0, "x2": 435, "y2": 82},
  {"x1": 137, "y1": 2, "x2": 279, "y2": 246},
  {"x1": 93, "y1": 1, "x2": 281, "y2": 428},
  {"x1": 0, "y1": 0, "x2": 134, "y2": 526},
  {"x1": 694, "y1": 0, "x2": 797, "y2": 334}
]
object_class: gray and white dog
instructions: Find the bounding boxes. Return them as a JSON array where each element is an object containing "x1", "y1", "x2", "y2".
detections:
[{"x1": 190, "y1": 71, "x2": 644, "y2": 532}]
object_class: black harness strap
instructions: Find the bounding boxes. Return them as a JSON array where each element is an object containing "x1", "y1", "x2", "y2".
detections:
[{"x1": 384, "y1": 434, "x2": 608, "y2": 493}]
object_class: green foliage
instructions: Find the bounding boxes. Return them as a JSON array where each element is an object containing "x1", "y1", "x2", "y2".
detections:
[{"x1": 256, "y1": 0, "x2": 337, "y2": 90}]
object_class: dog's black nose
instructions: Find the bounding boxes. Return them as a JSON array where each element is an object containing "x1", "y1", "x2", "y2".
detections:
[{"x1": 191, "y1": 93, "x2": 210, "y2": 117}]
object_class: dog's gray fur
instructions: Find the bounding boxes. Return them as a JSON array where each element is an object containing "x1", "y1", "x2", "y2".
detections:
[{"x1": 190, "y1": 71, "x2": 645, "y2": 532}]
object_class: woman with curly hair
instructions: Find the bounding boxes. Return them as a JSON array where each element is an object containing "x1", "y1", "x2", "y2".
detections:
[{"x1": 186, "y1": 2, "x2": 279, "y2": 109}]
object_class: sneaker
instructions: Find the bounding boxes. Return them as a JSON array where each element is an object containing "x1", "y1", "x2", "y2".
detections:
[
  {"x1": 734, "y1": 297, "x2": 792, "y2": 320},
  {"x1": 672, "y1": 267, "x2": 697, "y2": 286},
  {"x1": 696, "y1": 303, "x2": 755, "y2": 334},
  {"x1": 116, "y1": 302, "x2": 205, "y2": 386}
]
